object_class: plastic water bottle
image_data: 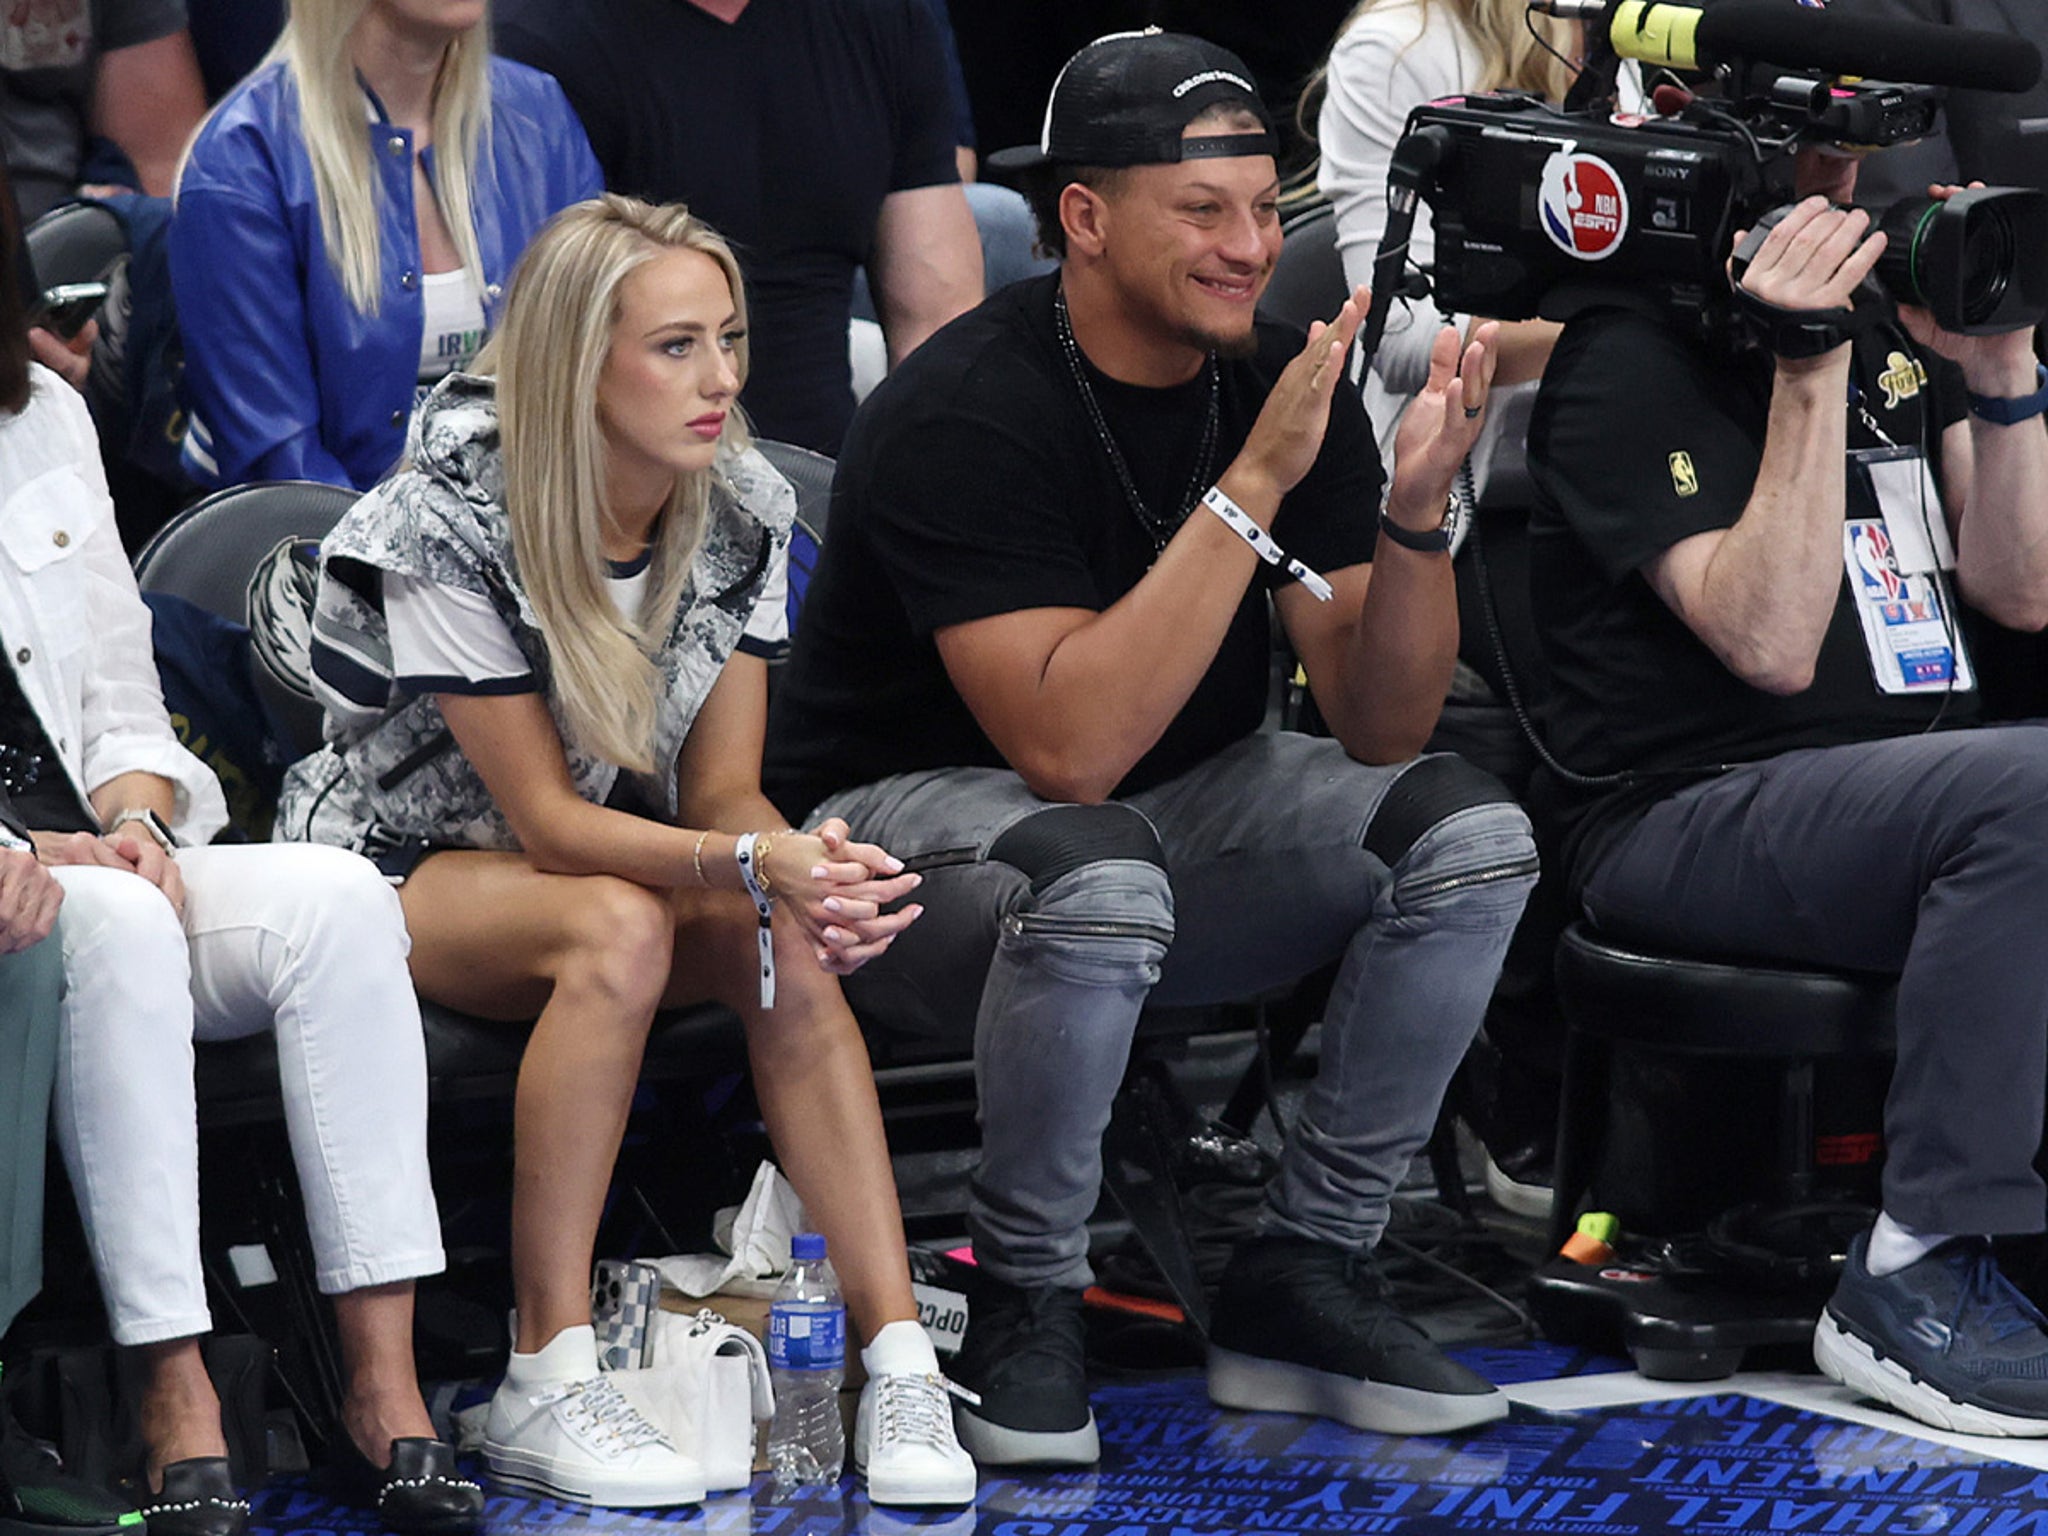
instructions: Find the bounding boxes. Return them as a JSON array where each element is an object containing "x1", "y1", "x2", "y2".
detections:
[{"x1": 766, "y1": 1231, "x2": 846, "y2": 1492}]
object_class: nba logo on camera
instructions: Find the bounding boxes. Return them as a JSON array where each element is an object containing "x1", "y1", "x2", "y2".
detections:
[{"x1": 1539, "y1": 150, "x2": 1629, "y2": 261}]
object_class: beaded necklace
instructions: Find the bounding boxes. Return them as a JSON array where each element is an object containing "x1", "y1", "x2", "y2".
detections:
[{"x1": 1053, "y1": 286, "x2": 1219, "y2": 554}]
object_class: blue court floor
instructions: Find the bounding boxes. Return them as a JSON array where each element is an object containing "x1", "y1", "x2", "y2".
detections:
[{"x1": 246, "y1": 1342, "x2": 2048, "y2": 1536}]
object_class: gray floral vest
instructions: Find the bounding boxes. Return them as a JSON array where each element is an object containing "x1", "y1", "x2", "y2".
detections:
[{"x1": 274, "y1": 374, "x2": 795, "y2": 857}]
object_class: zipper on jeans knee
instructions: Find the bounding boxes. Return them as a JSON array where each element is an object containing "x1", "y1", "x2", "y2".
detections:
[
  {"x1": 1006, "y1": 912, "x2": 1175, "y2": 945},
  {"x1": 1402, "y1": 853, "x2": 1540, "y2": 904}
]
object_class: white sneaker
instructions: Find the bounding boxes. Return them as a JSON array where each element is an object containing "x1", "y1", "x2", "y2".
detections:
[
  {"x1": 854, "y1": 1320, "x2": 977, "y2": 1508},
  {"x1": 485, "y1": 1324, "x2": 706, "y2": 1507}
]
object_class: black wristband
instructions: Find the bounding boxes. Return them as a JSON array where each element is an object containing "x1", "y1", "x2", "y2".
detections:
[{"x1": 1377, "y1": 502, "x2": 1454, "y2": 554}]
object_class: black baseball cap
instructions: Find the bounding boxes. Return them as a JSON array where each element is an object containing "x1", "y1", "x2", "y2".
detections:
[{"x1": 986, "y1": 28, "x2": 1277, "y2": 175}]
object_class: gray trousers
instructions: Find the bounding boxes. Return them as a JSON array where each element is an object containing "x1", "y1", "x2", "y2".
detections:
[
  {"x1": 818, "y1": 733, "x2": 1538, "y2": 1289},
  {"x1": 1582, "y1": 723, "x2": 2048, "y2": 1238},
  {"x1": 1, "y1": 929, "x2": 63, "y2": 1336}
]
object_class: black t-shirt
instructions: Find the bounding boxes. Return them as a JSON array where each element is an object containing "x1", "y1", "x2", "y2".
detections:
[
  {"x1": 765, "y1": 274, "x2": 1384, "y2": 822},
  {"x1": 1527, "y1": 308, "x2": 1974, "y2": 888},
  {"x1": 0, "y1": 650, "x2": 90, "y2": 833},
  {"x1": 494, "y1": 0, "x2": 960, "y2": 456}
]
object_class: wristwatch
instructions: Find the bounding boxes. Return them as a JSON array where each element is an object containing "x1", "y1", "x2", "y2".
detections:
[
  {"x1": 104, "y1": 807, "x2": 179, "y2": 854},
  {"x1": 1378, "y1": 492, "x2": 1457, "y2": 555}
]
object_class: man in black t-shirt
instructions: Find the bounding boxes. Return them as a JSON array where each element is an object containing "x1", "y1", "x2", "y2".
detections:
[
  {"x1": 494, "y1": 0, "x2": 983, "y2": 456},
  {"x1": 1528, "y1": 152, "x2": 2048, "y2": 1437},
  {"x1": 766, "y1": 32, "x2": 1537, "y2": 1463}
]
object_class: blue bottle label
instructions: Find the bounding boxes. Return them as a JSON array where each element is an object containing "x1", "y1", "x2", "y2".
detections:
[{"x1": 767, "y1": 1302, "x2": 845, "y2": 1372}]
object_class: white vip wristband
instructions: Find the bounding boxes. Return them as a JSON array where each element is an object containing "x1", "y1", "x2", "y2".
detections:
[
  {"x1": 734, "y1": 831, "x2": 776, "y2": 1009},
  {"x1": 1200, "y1": 485, "x2": 1333, "y2": 601}
]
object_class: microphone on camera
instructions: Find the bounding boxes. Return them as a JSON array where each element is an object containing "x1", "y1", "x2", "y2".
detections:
[{"x1": 1530, "y1": 0, "x2": 2042, "y2": 93}]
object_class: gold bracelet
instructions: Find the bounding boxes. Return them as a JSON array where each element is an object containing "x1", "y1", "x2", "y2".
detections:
[
  {"x1": 753, "y1": 831, "x2": 777, "y2": 896},
  {"x1": 692, "y1": 829, "x2": 712, "y2": 888}
]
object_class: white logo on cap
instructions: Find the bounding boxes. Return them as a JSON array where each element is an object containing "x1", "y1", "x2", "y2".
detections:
[{"x1": 1173, "y1": 68, "x2": 1254, "y2": 98}]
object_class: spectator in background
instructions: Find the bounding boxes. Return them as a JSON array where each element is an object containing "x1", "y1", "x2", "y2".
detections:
[
  {"x1": 170, "y1": 0, "x2": 599, "y2": 491},
  {"x1": 917, "y1": 0, "x2": 1049, "y2": 296},
  {"x1": 496, "y1": 0, "x2": 982, "y2": 456},
  {"x1": 1315, "y1": 0, "x2": 1589, "y2": 490},
  {"x1": 6, "y1": 0, "x2": 207, "y2": 388},
  {"x1": 1, "y1": 0, "x2": 205, "y2": 221},
  {"x1": 184, "y1": 0, "x2": 282, "y2": 100}
]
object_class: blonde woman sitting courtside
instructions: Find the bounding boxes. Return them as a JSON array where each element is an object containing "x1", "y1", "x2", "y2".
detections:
[{"x1": 274, "y1": 195, "x2": 975, "y2": 1512}]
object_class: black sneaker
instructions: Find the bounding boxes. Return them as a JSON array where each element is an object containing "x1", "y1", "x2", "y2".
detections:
[
  {"x1": 1207, "y1": 1236, "x2": 1509, "y2": 1435},
  {"x1": 0, "y1": 1406, "x2": 141, "y2": 1536},
  {"x1": 948, "y1": 1280, "x2": 1098, "y2": 1466},
  {"x1": 1458, "y1": 1040, "x2": 1557, "y2": 1221},
  {"x1": 1815, "y1": 1231, "x2": 2048, "y2": 1436}
]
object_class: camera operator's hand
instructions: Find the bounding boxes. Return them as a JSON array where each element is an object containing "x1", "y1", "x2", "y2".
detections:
[
  {"x1": 1895, "y1": 182, "x2": 2040, "y2": 398},
  {"x1": 1388, "y1": 320, "x2": 1499, "y2": 525},
  {"x1": 1229, "y1": 284, "x2": 1369, "y2": 510},
  {"x1": 1730, "y1": 196, "x2": 1886, "y2": 371}
]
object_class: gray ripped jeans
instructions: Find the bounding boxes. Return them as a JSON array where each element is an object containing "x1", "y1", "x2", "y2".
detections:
[{"x1": 815, "y1": 732, "x2": 1539, "y2": 1290}]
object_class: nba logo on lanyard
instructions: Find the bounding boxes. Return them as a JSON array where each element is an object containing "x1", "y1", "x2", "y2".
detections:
[{"x1": 1538, "y1": 150, "x2": 1629, "y2": 261}]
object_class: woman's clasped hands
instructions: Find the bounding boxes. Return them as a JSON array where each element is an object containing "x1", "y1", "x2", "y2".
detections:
[{"x1": 757, "y1": 816, "x2": 923, "y2": 974}]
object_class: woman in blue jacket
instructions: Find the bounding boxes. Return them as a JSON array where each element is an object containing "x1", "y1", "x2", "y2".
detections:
[{"x1": 171, "y1": 0, "x2": 601, "y2": 491}]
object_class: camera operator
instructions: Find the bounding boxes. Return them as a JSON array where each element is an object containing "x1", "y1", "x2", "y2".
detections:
[{"x1": 1528, "y1": 139, "x2": 2048, "y2": 1437}]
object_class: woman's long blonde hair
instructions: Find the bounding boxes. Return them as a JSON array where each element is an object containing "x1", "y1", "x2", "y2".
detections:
[
  {"x1": 1294, "y1": 0, "x2": 1576, "y2": 195},
  {"x1": 269, "y1": 0, "x2": 493, "y2": 313},
  {"x1": 480, "y1": 195, "x2": 752, "y2": 773}
]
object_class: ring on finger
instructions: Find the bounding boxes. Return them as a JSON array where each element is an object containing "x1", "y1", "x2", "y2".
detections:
[{"x1": 1464, "y1": 404, "x2": 1483, "y2": 419}]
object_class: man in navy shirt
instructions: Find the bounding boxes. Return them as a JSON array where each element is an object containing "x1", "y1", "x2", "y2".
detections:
[{"x1": 496, "y1": 0, "x2": 982, "y2": 456}]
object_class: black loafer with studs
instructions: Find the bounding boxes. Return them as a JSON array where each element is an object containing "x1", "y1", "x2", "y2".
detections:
[
  {"x1": 133, "y1": 1457, "x2": 248, "y2": 1536},
  {"x1": 335, "y1": 1438, "x2": 484, "y2": 1536}
]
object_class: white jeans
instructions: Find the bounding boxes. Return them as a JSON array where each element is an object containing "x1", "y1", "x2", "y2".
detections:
[{"x1": 51, "y1": 842, "x2": 444, "y2": 1346}]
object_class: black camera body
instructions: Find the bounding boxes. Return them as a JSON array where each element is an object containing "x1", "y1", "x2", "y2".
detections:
[
  {"x1": 1387, "y1": 77, "x2": 2046, "y2": 347},
  {"x1": 1412, "y1": 92, "x2": 1774, "y2": 335}
]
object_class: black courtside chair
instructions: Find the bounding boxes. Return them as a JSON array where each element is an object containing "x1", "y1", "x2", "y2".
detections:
[{"x1": 134, "y1": 478, "x2": 764, "y2": 1124}]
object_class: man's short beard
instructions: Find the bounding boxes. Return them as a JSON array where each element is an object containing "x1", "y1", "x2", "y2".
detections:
[{"x1": 1178, "y1": 320, "x2": 1260, "y2": 360}]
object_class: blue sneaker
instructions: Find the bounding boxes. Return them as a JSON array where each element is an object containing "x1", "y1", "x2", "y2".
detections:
[{"x1": 1814, "y1": 1232, "x2": 2048, "y2": 1437}]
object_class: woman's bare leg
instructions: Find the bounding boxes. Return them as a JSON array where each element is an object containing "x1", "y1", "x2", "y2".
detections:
[
  {"x1": 137, "y1": 1338, "x2": 225, "y2": 1486},
  {"x1": 400, "y1": 853, "x2": 675, "y2": 1355},
  {"x1": 333, "y1": 1281, "x2": 436, "y2": 1465},
  {"x1": 666, "y1": 894, "x2": 917, "y2": 1343}
]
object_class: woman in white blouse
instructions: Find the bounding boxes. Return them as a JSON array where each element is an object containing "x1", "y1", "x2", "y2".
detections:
[{"x1": 0, "y1": 178, "x2": 473, "y2": 1535}]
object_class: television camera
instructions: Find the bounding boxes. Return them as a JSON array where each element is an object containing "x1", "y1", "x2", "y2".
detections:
[{"x1": 1356, "y1": 0, "x2": 2048, "y2": 361}]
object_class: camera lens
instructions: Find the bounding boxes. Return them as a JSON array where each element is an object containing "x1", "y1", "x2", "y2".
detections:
[
  {"x1": 1874, "y1": 190, "x2": 2047, "y2": 334},
  {"x1": 1957, "y1": 202, "x2": 2015, "y2": 327}
]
